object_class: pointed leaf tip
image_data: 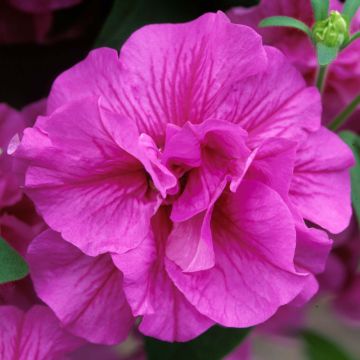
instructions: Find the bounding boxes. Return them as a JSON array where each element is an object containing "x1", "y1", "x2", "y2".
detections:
[{"x1": 259, "y1": 16, "x2": 312, "y2": 36}]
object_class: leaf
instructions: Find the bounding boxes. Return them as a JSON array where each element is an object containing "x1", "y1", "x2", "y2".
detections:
[
  {"x1": 346, "y1": 30, "x2": 360, "y2": 47},
  {"x1": 95, "y1": 0, "x2": 203, "y2": 49},
  {"x1": 311, "y1": 0, "x2": 330, "y2": 21},
  {"x1": 145, "y1": 326, "x2": 251, "y2": 360},
  {"x1": 259, "y1": 16, "x2": 312, "y2": 36},
  {"x1": 0, "y1": 236, "x2": 28, "y2": 284},
  {"x1": 343, "y1": 0, "x2": 360, "y2": 22},
  {"x1": 316, "y1": 43, "x2": 338, "y2": 65},
  {"x1": 302, "y1": 330, "x2": 354, "y2": 360},
  {"x1": 339, "y1": 131, "x2": 360, "y2": 226}
]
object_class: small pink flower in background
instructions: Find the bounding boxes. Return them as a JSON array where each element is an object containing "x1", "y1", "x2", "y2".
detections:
[
  {"x1": 0, "y1": 0, "x2": 82, "y2": 44},
  {"x1": 1, "y1": 100, "x2": 46, "y2": 255},
  {"x1": 0, "y1": 305, "x2": 83, "y2": 359},
  {"x1": 14, "y1": 12, "x2": 353, "y2": 342},
  {"x1": 0, "y1": 104, "x2": 26, "y2": 208},
  {"x1": 227, "y1": 0, "x2": 360, "y2": 127},
  {"x1": 319, "y1": 218, "x2": 360, "y2": 325},
  {"x1": 8, "y1": 0, "x2": 82, "y2": 13}
]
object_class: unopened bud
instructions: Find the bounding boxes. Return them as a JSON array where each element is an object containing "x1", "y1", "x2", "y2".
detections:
[{"x1": 312, "y1": 11, "x2": 349, "y2": 48}]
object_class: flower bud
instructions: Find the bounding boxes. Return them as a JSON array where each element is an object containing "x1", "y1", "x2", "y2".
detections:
[{"x1": 312, "y1": 11, "x2": 349, "y2": 48}]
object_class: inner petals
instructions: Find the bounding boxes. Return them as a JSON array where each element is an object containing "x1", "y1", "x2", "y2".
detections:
[{"x1": 162, "y1": 120, "x2": 251, "y2": 222}]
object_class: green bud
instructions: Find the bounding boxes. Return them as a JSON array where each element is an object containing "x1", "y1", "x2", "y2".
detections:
[{"x1": 312, "y1": 11, "x2": 349, "y2": 48}]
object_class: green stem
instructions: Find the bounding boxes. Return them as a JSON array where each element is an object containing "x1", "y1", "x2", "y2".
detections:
[
  {"x1": 328, "y1": 93, "x2": 360, "y2": 131},
  {"x1": 316, "y1": 65, "x2": 328, "y2": 92}
]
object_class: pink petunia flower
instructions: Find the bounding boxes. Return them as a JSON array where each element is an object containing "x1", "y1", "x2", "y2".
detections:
[
  {"x1": 0, "y1": 305, "x2": 83, "y2": 359},
  {"x1": 227, "y1": 0, "x2": 360, "y2": 127},
  {"x1": 17, "y1": 12, "x2": 353, "y2": 342}
]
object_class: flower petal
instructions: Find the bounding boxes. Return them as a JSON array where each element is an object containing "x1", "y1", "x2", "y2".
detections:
[
  {"x1": 48, "y1": 13, "x2": 267, "y2": 143},
  {"x1": 164, "y1": 120, "x2": 250, "y2": 222},
  {"x1": 0, "y1": 305, "x2": 83, "y2": 358},
  {"x1": 166, "y1": 180, "x2": 307, "y2": 327},
  {"x1": 290, "y1": 127, "x2": 354, "y2": 234},
  {"x1": 219, "y1": 46, "x2": 321, "y2": 148},
  {"x1": 27, "y1": 230, "x2": 134, "y2": 345},
  {"x1": 112, "y1": 208, "x2": 214, "y2": 342},
  {"x1": 16, "y1": 98, "x2": 163, "y2": 255}
]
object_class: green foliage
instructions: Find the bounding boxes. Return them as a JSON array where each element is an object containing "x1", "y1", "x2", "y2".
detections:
[
  {"x1": 145, "y1": 326, "x2": 251, "y2": 360},
  {"x1": 311, "y1": 0, "x2": 329, "y2": 21},
  {"x1": 259, "y1": 16, "x2": 312, "y2": 36},
  {"x1": 95, "y1": 0, "x2": 203, "y2": 49},
  {"x1": 302, "y1": 330, "x2": 354, "y2": 360},
  {"x1": 343, "y1": 0, "x2": 360, "y2": 22},
  {"x1": 0, "y1": 236, "x2": 28, "y2": 284},
  {"x1": 348, "y1": 30, "x2": 360, "y2": 46},
  {"x1": 339, "y1": 131, "x2": 360, "y2": 226}
]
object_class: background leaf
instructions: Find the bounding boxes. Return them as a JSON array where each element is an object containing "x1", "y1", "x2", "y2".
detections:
[
  {"x1": 0, "y1": 236, "x2": 28, "y2": 284},
  {"x1": 302, "y1": 330, "x2": 354, "y2": 360},
  {"x1": 95, "y1": 0, "x2": 203, "y2": 49},
  {"x1": 145, "y1": 326, "x2": 251, "y2": 360},
  {"x1": 339, "y1": 131, "x2": 360, "y2": 225},
  {"x1": 259, "y1": 16, "x2": 312, "y2": 36},
  {"x1": 311, "y1": 0, "x2": 330, "y2": 21},
  {"x1": 343, "y1": 0, "x2": 360, "y2": 22}
]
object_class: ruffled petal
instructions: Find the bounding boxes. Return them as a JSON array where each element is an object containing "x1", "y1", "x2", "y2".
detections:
[
  {"x1": 27, "y1": 230, "x2": 134, "y2": 345},
  {"x1": 290, "y1": 127, "x2": 354, "y2": 234},
  {"x1": 15, "y1": 98, "x2": 167, "y2": 255},
  {"x1": 167, "y1": 180, "x2": 307, "y2": 327},
  {"x1": 0, "y1": 305, "x2": 83, "y2": 358},
  {"x1": 48, "y1": 13, "x2": 267, "y2": 143},
  {"x1": 112, "y1": 208, "x2": 214, "y2": 342},
  {"x1": 219, "y1": 47, "x2": 321, "y2": 148}
]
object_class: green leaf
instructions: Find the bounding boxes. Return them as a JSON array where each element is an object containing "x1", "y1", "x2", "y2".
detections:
[
  {"x1": 339, "y1": 131, "x2": 360, "y2": 225},
  {"x1": 95, "y1": 0, "x2": 203, "y2": 49},
  {"x1": 302, "y1": 330, "x2": 354, "y2": 360},
  {"x1": 343, "y1": 0, "x2": 360, "y2": 22},
  {"x1": 346, "y1": 30, "x2": 360, "y2": 46},
  {"x1": 311, "y1": 0, "x2": 330, "y2": 21},
  {"x1": 259, "y1": 16, "x2": 312, "y2": 36},
  {"x1": 0, "y1": 236, "x2": 28, "y2": 284},
  {"x1": 316, "y1": 43, "x2": 338, "y2": 65},
  {"x1": 145, "y1": 326, "x2": 251, "y2": 360}
]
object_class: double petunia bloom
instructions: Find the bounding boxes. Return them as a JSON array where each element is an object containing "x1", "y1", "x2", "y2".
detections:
[{"x1": 12, "y1": 12, "x2": 353, "y2": 343}]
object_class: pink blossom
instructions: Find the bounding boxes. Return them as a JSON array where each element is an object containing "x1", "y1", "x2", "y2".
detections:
[
  {"x1": 227, "y1": 0, "x2": 360, "y2": 127},
  {"x1": 0, "y1": 0, "x2": 81, "y2": 44},
  {"x1": 318, "y1": 219, "x2": 360, "y2": 325},
  {"x1": 16, "y1": 12, "x2": 353, "y2": 341},
  {"x1": 0, "y1": 305, "x2": 83, "y2": 359},
  {"x1": 1, "y1": 100, "x2": 46, "y2": 255}
]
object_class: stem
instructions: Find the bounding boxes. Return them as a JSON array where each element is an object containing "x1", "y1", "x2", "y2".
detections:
[
  {"x1": 328, "y1": 93, "x2": 360, "y2": 131},
  {"x1": 316, "y1": 65, "x2": 328, "y2": 93}
]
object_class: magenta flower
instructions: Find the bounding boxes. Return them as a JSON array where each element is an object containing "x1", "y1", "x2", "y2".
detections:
[
  {"x1": 0, "y1": 305, "x2": 83, "y2": 359},
  {"x1": 227, "y1": 0, "x2": 360, "y2": 127},
  {"x1": 16, "y1": 12, "x2": 353, "y2": 341}
]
